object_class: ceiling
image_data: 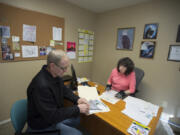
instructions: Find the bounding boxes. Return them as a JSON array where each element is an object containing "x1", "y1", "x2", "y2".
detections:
[{"x1": 65, "y1": 0, "x2": 152, "y2": 13}]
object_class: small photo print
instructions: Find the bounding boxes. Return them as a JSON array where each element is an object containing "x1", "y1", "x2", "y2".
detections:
[
  {"x1": 46, "y1": 46, "x2": 54, "y2": 55},
  {"x1": 116, "y1": 27, "x2": 135, "y2": 50},
  {"x1": 140, "y1": 41, "x2": 156, "y2": 58},
  {"x1": 1, "y1": 45, "x2": 11, "y2": 52},
  {"x1": 39, "y1": 46, "x2": 47, "y2": 56},
  {"x1": 1, "y1": 45, "x2": 13, "y2": 60},
  {"x1": 2, "y1": 52, "x2": 14, "y2": 60},
  {"x1": 143, "y1": 23, "x2": 158, "y2": 39},
  {"x1": 1, "y1": 38, "x2": 8, "y2": 46}
]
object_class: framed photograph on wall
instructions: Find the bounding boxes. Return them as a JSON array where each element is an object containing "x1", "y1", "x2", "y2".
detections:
[
  {"x1": 143, "y1": 23, "x2": 158, "y2": 39},
  {"x1": 116, "y1": 27, "x2": 135, "y2": 50},
  {"x1": 167, "y1": 45, "x2": 180, "y2": 62},
  {"x1": 140, "y1": 41, "x2": 156, "y2": 58},
  {"x1": 176, "y1": 25, "x2": 180, "y2": 42}
]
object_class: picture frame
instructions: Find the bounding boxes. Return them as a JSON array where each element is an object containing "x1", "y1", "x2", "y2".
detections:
[
  {"x1": 140, "y1": 41, "x2": 156, "y2": 58},
  {"x1": 167, "y1": 45, "x2": 180, "y2": 62},
  {"x1": 116, "y1": 27, "x2": 135, "y2": 50},
  {"x1": 143, "y1": 23, "x2": 158, "y2": 39},
  {"x1": 176, "y1": 25, "x2": 180, "y2": 42}
]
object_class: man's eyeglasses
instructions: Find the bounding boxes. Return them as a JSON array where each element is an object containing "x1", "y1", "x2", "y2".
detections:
[{"x1": 55, "y1": 64, "x2": 68, "y2": 71}]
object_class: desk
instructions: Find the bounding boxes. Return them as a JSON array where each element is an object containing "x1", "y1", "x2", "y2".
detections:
[{"x1": 80, "y1": 81, "x2": 163, "y2": 135}]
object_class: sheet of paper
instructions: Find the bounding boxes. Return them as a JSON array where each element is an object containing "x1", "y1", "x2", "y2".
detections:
[
  {"x1": 79, "y1": 33, "x2": 84, "y2": 38},
  {"x1": 78, "y1": 51, "x2": 84, "y2": 56},
  {"x1": 88, "y1": 46, "x2": 93, "y2": 50},
  {"x1": 122, "y1": 104, "x2": 152, "y2": 126},
  {"x1": 50, "y1": 40, "x2": 55, "y2": 46},
  {"x1": 78, "y1": 45, "x2": 84, "y2": 50},
  {"x1": 67, "y1": 52, "x2": 76, "y2": 59},
  {"x1": 89, "y1": 35, "x2": 94, "y2": 40},
  {"x1": 12, "y1": 42, "x2": 20, "y2": 51},
  {"x1": 0, "y1": 26, "x2": 10, "y2": 38},
  {"x1": 122, "y1": 96, "x2": 159, "y2": 126},
  {"x1": 78, "y1": 57, "x2": 84, "y2": 63},
  {"x1": 79, "y1": 39, "x2": 84, "y2": 45},
  {"x1": 53, "y1": 26, "x2": 62, "y2": 41},
  {"x1": 89, "y1": 40, "x2": 94, "y2": 45},
  {"x1": 78, "y1": 86, "x2": 100, "y2": 101},
  {"x1": 78, "y1": 86, "x2": 110, "y2": 114},
  {"x1": 14, "y1": 52, "x2": 20, "y2": 57},
  {"x1": 123, "y1": 96, "x2": 159, "y2": 117},
  {"x1": 46, "y1": 46, "x2": 53, "y2": 54},
  {"x1": 100, "y1": 90, "x2": 120, "y2": 104},
  {"x1": 88, "y1": 51, "x2": 93, "y2": 56},
  {"x1": 12, "y1": 36, "x2": 20, "y2": 42},
  {"x1": 22, "y1": 45, "x2": 38, "y2": 58},
  {"x1": 89, "y1": 99, "x2": 110, "y2": 114},
  {"x1": 83, "y1": 57, "x2": 88, "y2": 62},
  {"x1": 88, "y1": 57, "x2": 92, "y2": 61},
  {"x1": 23, "y1": 24, "x2": 36, "y2": 42}
]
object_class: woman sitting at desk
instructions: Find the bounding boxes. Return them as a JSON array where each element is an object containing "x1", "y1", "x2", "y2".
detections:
[{"x1": 105, "y1": 57, "x2": 136, "y2": 96}]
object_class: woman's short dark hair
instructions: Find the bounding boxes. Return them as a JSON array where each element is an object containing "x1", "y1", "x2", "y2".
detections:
[{"x1": 117, "y1": 57, "x2": 134, "y2": 76}]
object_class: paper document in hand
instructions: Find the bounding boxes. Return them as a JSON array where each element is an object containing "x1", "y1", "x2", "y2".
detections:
[
  {"x1": 78, "y1": 86, "x2": 99, "y2": 100},
  {"x1": 89, "y1": 99, "x2": 110, "y2": 114},
  {"x1": 78, "y1": 86, "x2": 110, "y2": 114},
  {"x1": 100, "y1": 90, "x2": 120, "y2": 104}
]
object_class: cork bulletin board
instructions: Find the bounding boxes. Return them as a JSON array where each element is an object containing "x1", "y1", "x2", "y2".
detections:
[{"x1": 0, "y1": 3, "x2": 65, "y2": 62}]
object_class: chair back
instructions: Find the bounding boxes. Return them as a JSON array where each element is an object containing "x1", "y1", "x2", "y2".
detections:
[
  {"x1": 134, "y1": 67, "x2": 144, "y2": 90},
  {"x1": 10, "y1": 99, "x2": 27, "y2": 133}
]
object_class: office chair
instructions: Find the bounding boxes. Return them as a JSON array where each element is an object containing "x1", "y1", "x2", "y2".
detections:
[
  {"x1": 10, "y1": 99, "x2": 60, "y2": 135},
  {"x1": 131, "y1": 67, "x2": 144, "y2": 96}
]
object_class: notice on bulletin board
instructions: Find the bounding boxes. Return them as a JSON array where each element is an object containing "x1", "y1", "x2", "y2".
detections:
[
  {"x1": 23, "y1": 24, "x2": 36, "y2": 42},
  {"x1": 67, "y1": 42, "x2": 76, "y2": 59},
  {"x1": 22, "y1": 45, "x2": 38, "y2": 58},
  {"x1": 53, "y1": 26, "x2": 62, "y2": 41}
]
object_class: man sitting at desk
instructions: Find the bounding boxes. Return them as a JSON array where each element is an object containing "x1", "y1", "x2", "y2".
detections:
[{"x1": 27, "y1": 50, "x2": 89, "y2": 135}]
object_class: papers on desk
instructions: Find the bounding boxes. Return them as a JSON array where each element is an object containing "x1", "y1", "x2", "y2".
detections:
[
  {"x1": 78, "y1": 86, "x2": 110, "y2": 114},
  {"x1": 122, "y1": 96, "x2": 159, "y2": 126},
  {"x1": 77, "y1": 77, "x2": 89, "y2": 84},
  {"x1": 100, "y1": 90, "x2": 120, "y2": 104}
]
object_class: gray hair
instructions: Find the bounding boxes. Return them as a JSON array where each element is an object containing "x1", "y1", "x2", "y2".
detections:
[{"x1": 47, "y1": 50, "x2": 67, "y2": 66}]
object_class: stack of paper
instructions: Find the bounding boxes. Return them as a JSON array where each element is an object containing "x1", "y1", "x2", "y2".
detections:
[
  {"x1": 100, "y1": 90, "x2": 120, "y2": 104},
  {"x1": 77, "y1": 77, "x2": 89, "y2": 83},
  {"x1": 122, "y1": 96, "x2": 159, "y2": 126},
  {"x1": 78, "y1": 86, "x2": 110, "y2": 114}
]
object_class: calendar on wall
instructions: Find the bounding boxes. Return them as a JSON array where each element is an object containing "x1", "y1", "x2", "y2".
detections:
[{"x1": 78, "y1": 29, "x2": 94, "y2": 63}]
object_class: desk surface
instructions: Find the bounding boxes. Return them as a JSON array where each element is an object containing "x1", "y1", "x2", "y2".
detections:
[{"x1": 85, "y1": 81, "x2": 163, "y2": 135}]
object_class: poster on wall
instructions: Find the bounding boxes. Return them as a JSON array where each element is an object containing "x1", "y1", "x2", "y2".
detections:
[
  {"x1": 0, "y1": 25, "x2": 10, "y2": 38},
  {"x1": 67, "y1": 42, "x2": 76, "y2": 59},
  {"x1": 143, "y1": 23, "x2": 158, "y2": 39},
  {"x1": 140, "y1": 41, "x2": 156, "y2": 59},
  {"x1": 116, "y1": 27, "x2": 135, "y2": 50}
]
